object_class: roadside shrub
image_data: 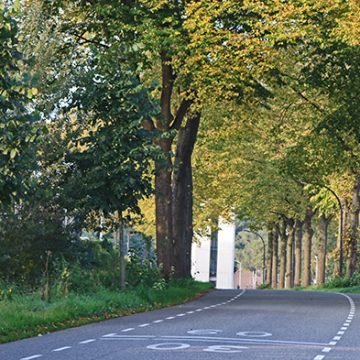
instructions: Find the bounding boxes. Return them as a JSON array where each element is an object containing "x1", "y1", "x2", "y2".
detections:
[{"x1": 323, "y1": 276, "x2": 351, "y2": 288}]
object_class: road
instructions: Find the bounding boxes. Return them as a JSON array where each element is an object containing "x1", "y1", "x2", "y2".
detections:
[{"x1": 1, "y1": 289, "x2": 359, "y2": 360}]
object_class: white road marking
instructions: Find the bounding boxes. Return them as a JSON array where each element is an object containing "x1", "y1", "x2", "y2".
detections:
[
  {"x1": 343, "y1": 323, "x2": 350, "y2": 326},
  {"x1": 176, "y1": 313, "x2": 186, "y2": 317},
  {"x1": 20, "y1": 355, "x2": 42, "y2": 360},
  {"x1": 329, "y1": 341, "x2": 337, "y2": 346},
  {"x1": 187, "y1": 311, "x2": 194, "y2": 314},
  {"x1": 314, "y1": 356, "x2": 325, "y2": 360},
  {"x1": 103, "y1": 333, "x2": 117, "y2": 337},
  {"x1": 203, "y1": 345, "x2": 248, "y2": 353},
  {"x1": 341, "y1": 327, "x2": 347, "y2": 330},
  {"x1": 153, "y1": 320, "x2": 164, "y2": 323},
  {"x1": 122, "y1": 328, "x2": 135, "y2": 332},
  {"x1": 333, "y1": 336, "x2": 341, "y2": 341},
  {"x1": 52, "y1": 346, "x2": 71, "y2": 352},
  {"x1": 166, "y1": 316, "x2": 175, "y2": 319},
  {"x1": 162, "y1": 335, "x2": 327, "y2": 346},
  {"x1": 322, "y1": 347, "x2": 332, "y2": 352},
  {"x1": 147, "y1": 343, "x2": 190, "y2": 351},
  {"x1": 337, "y1": 331, "x2": 345, "y2": 335},
  {"x1": 237, "y1": 331, "x2": 272, "y2": 338},
  {"x1": 79, "y1": 339, "x2": 96, "y2": 344},
  {"x1": 195, "y1": 309, "x2": 202, "y2": 312},
  {"x1": 138, "y1": 323, "x2": 150, "y2": 327}
]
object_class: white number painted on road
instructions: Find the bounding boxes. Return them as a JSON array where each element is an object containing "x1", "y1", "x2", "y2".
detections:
[
  {"x1": 203, "y1": 345, "x2": 248, "y2": 353},
  {"x1": 187, "y1": 329, "x2": 223, "y2": 335},
  {"x1": 147, "y1": 343, "x2": 190, "y2": 351},
  {"x1": 236, "y1": 331, "x2": 272, "y2": 337}
]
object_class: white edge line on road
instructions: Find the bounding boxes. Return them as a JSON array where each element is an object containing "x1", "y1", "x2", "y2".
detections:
[
  {"x1": 52, "y1": 346, "x2": 71, "y2": 352},
  {"x1": 20, "y1": 355, "x2": 42, "y2": 360},
  {"x1": 79, "y1": 339, "x2": 96, "y2": 344}
]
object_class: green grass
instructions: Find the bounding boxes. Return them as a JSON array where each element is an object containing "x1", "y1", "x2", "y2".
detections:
[
  {"x1": 0, "y1": 280, "x2": 212, "y2": 344},
  {"x1": 294, "y1": 285, "x2": 360, "y2": 294}
]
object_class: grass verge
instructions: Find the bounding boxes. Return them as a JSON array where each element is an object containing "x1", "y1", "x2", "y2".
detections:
[
  {"x1": 293, "y1": 285, "x2": 360, "y2": 294},
  {"x1": 0, "y1": 280, "x2": 212, "y2": 344}
]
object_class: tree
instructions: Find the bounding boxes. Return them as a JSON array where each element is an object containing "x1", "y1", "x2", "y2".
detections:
[{"x1": 0, "y1": 5, "x2": 38, "y2": 206}]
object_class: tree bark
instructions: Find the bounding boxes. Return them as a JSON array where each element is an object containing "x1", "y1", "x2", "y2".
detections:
[
  {"x1": 154, "y1": 54, "x2": 176, "y2": 280},
  {"x1": 294, "y1": 220, "x2": 303, "y2": 287},
  {"x1": 155, "y1": 138, "x2": 174, "y2": 279},
  {"x1": 271, "y1": 227, "x2": 278, "y2": 288},
  {"x1": 302, "y1": 206, "x2": 314, "y2": 287},
  {"x1": 345, "y1": 178, "x2": 360, "y2": 278},
  {"x1": 317, "y1": 214, "x2": 330, "y2": 285},
  {"x1": 278, "y1": 220, "x2": 287, "y2": 289},
  {"x1": 118, "y1": 211, "x2": 126, "y2": 290},
  {"x1": 285, "y1": 219, "x2": 295, "y2": 288},
  {"x1": 172, "y1": 113, "x2": 201, "y2": 278},
  {"x1": 266, "y1": 227, "x2": 273, "y2": 286}
]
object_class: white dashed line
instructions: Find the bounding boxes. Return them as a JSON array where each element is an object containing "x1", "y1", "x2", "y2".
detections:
[
  {"x1": 314, "y1": 355, "x2": 325, "y2": 360},
  {"x1": 337, "y1": 331, "x2": 345, "y2": 335},
  {"x1": 187, "y1": 311, "x2": 194, "y2": 314},
  {"x1": 333, "y1": 336, "x2": 341, "y2": 341},
  {"x1": 166, "y1": 316, "x2": 175, "y2": 319},
  {"x1": 122, "y1": 328, "x2": 135, "y2": 332},
  {"x1": 79, "y1": 339, "x2": 96, "y2": 344},
  {"x1": 176, "y1": 313, "x2": 186, "y2": 317},
  {"x1": 322, "y1": 347, "x2": 332, "y2": 353},
  {"x1": 153, "y1": 320, "x2": 164, "y2": 323},
  {"x1": 329, "y1": 341, "x2": 337, "y2": 346},
  {"x1": 103, "y1": 333, "x2": 117, "y2": 337},
  {"x1": 195, "y1": 309, "x2": 202, "y2": 312},
  {"x1": 138, "y1": 323, "x2": 150, "y2": 327},
  {"x1": 20, "y1": 355, "x2": 42, "y2": 360},
  {"x1": 52, "y1": 346, "x2": 71, "y2": 352}
]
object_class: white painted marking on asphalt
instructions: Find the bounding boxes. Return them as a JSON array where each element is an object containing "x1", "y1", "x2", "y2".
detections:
[
  {"x1": 337, "y1": 331, "x2": 345, "y2": 335},
  {"x1": 79, "y1": 339, "x2": 96, "y2": 344},
  {"x1": 52, "y1": 346, "x2": 71, "y2": 352},
  {"x1": 329, "y1": 341, "x2": 337, "y2": 346},
  {"x1": 203, "y1": 345, "x2": 248, "y2": 353},
  {"x1": 153, "y1": 320, "x2": 164, "y2": 323},
  {"x1": 162, "y1": 335, "x2": 327, "y2": 346},
  {"x1": 138, "y1": 323, "x2": 150, "y2": 327},
  {"x1": 20, "y1": 355, "x2": 42, "y2": 360},
  {"x1": 187, "y1": 311, "x2": 194, "y2": 314},
  {"x1": 237, "y1": 331, "x2": 272, "y2": 338},
  {"x1": 147, "y1": 343, "x2": 190, "y2": 351},
  {"x1": 322, "y1": 347, "x2": 331, "y2": 352},
  {"x1": 122, "y1": 328, "x2": 135, "y2": 332},
  {"x1": 195, "y1": 309, "x2": 202, "y2": 312},
  {"x1": 103, "y1": 333, "x2": 117, "y2": 337},
  {"x1": 176, "y1": 313, "x2": 186, "y2": 317},
  {"x1": 341, "y1": 327, "x2": 347, "y2": 330},
  {"x1": 314, "y1": 356, "x2": 325, "y2": 360},
  {"x1": 343, "y1": 323, "x2": 350, "y2": 326},
  {"x1": 166, "y1": 316, "x2": 175, "y2": 319},
  {"x1": 333, "y1": 336, "x2": 341, "y2": 341}
]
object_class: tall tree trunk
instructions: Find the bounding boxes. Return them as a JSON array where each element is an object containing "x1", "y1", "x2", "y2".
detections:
[
  {"x1": 317, "y1": 214, "x2": 330, "y2": 285},
  {"x1": 266, "y1": 227, "x2": 273, "y2": 286},
  {"x1": 172, "y1": 113, "x2": 201, "y2": 278},
  {"x1": 278, "y1": 220, "x2": 287, "y2": 289},
  {"x1": 285, "y1": 219, "x2": 295, "y2": 288},
  {"x1": 155, "y1": 138, "x2": 174, "y2": 279},
  {"x1": 294, "y1": 220, "x2": 303, "y2": 287},
  {"x1": 302, "y1": 207, "x2": 314, "y2": 287},
  {"x1": 345, "y1": 178, "x2": 360, "y2": 277},
  {"x1": 118, "y1": 211, "x2": 126, "y2": 290},
  {"x1": 271, "y1": 227, "x2": 278, "y2": 288},
  {"x1": 154, "y1": 54, "x2": 176, "y2": 280}
]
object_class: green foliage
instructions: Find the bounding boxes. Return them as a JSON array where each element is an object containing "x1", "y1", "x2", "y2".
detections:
[
  {"x1": 0, "y1": 280, "x2": 212, "y2": 343},
  {"x1": 0, "y1": 6, "x2": 39, "y2": 205}
]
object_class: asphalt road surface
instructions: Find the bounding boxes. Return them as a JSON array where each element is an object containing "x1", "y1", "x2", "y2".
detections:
[{"x1": 1, "y1": 289, "x2": 359, "y2": 360}]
